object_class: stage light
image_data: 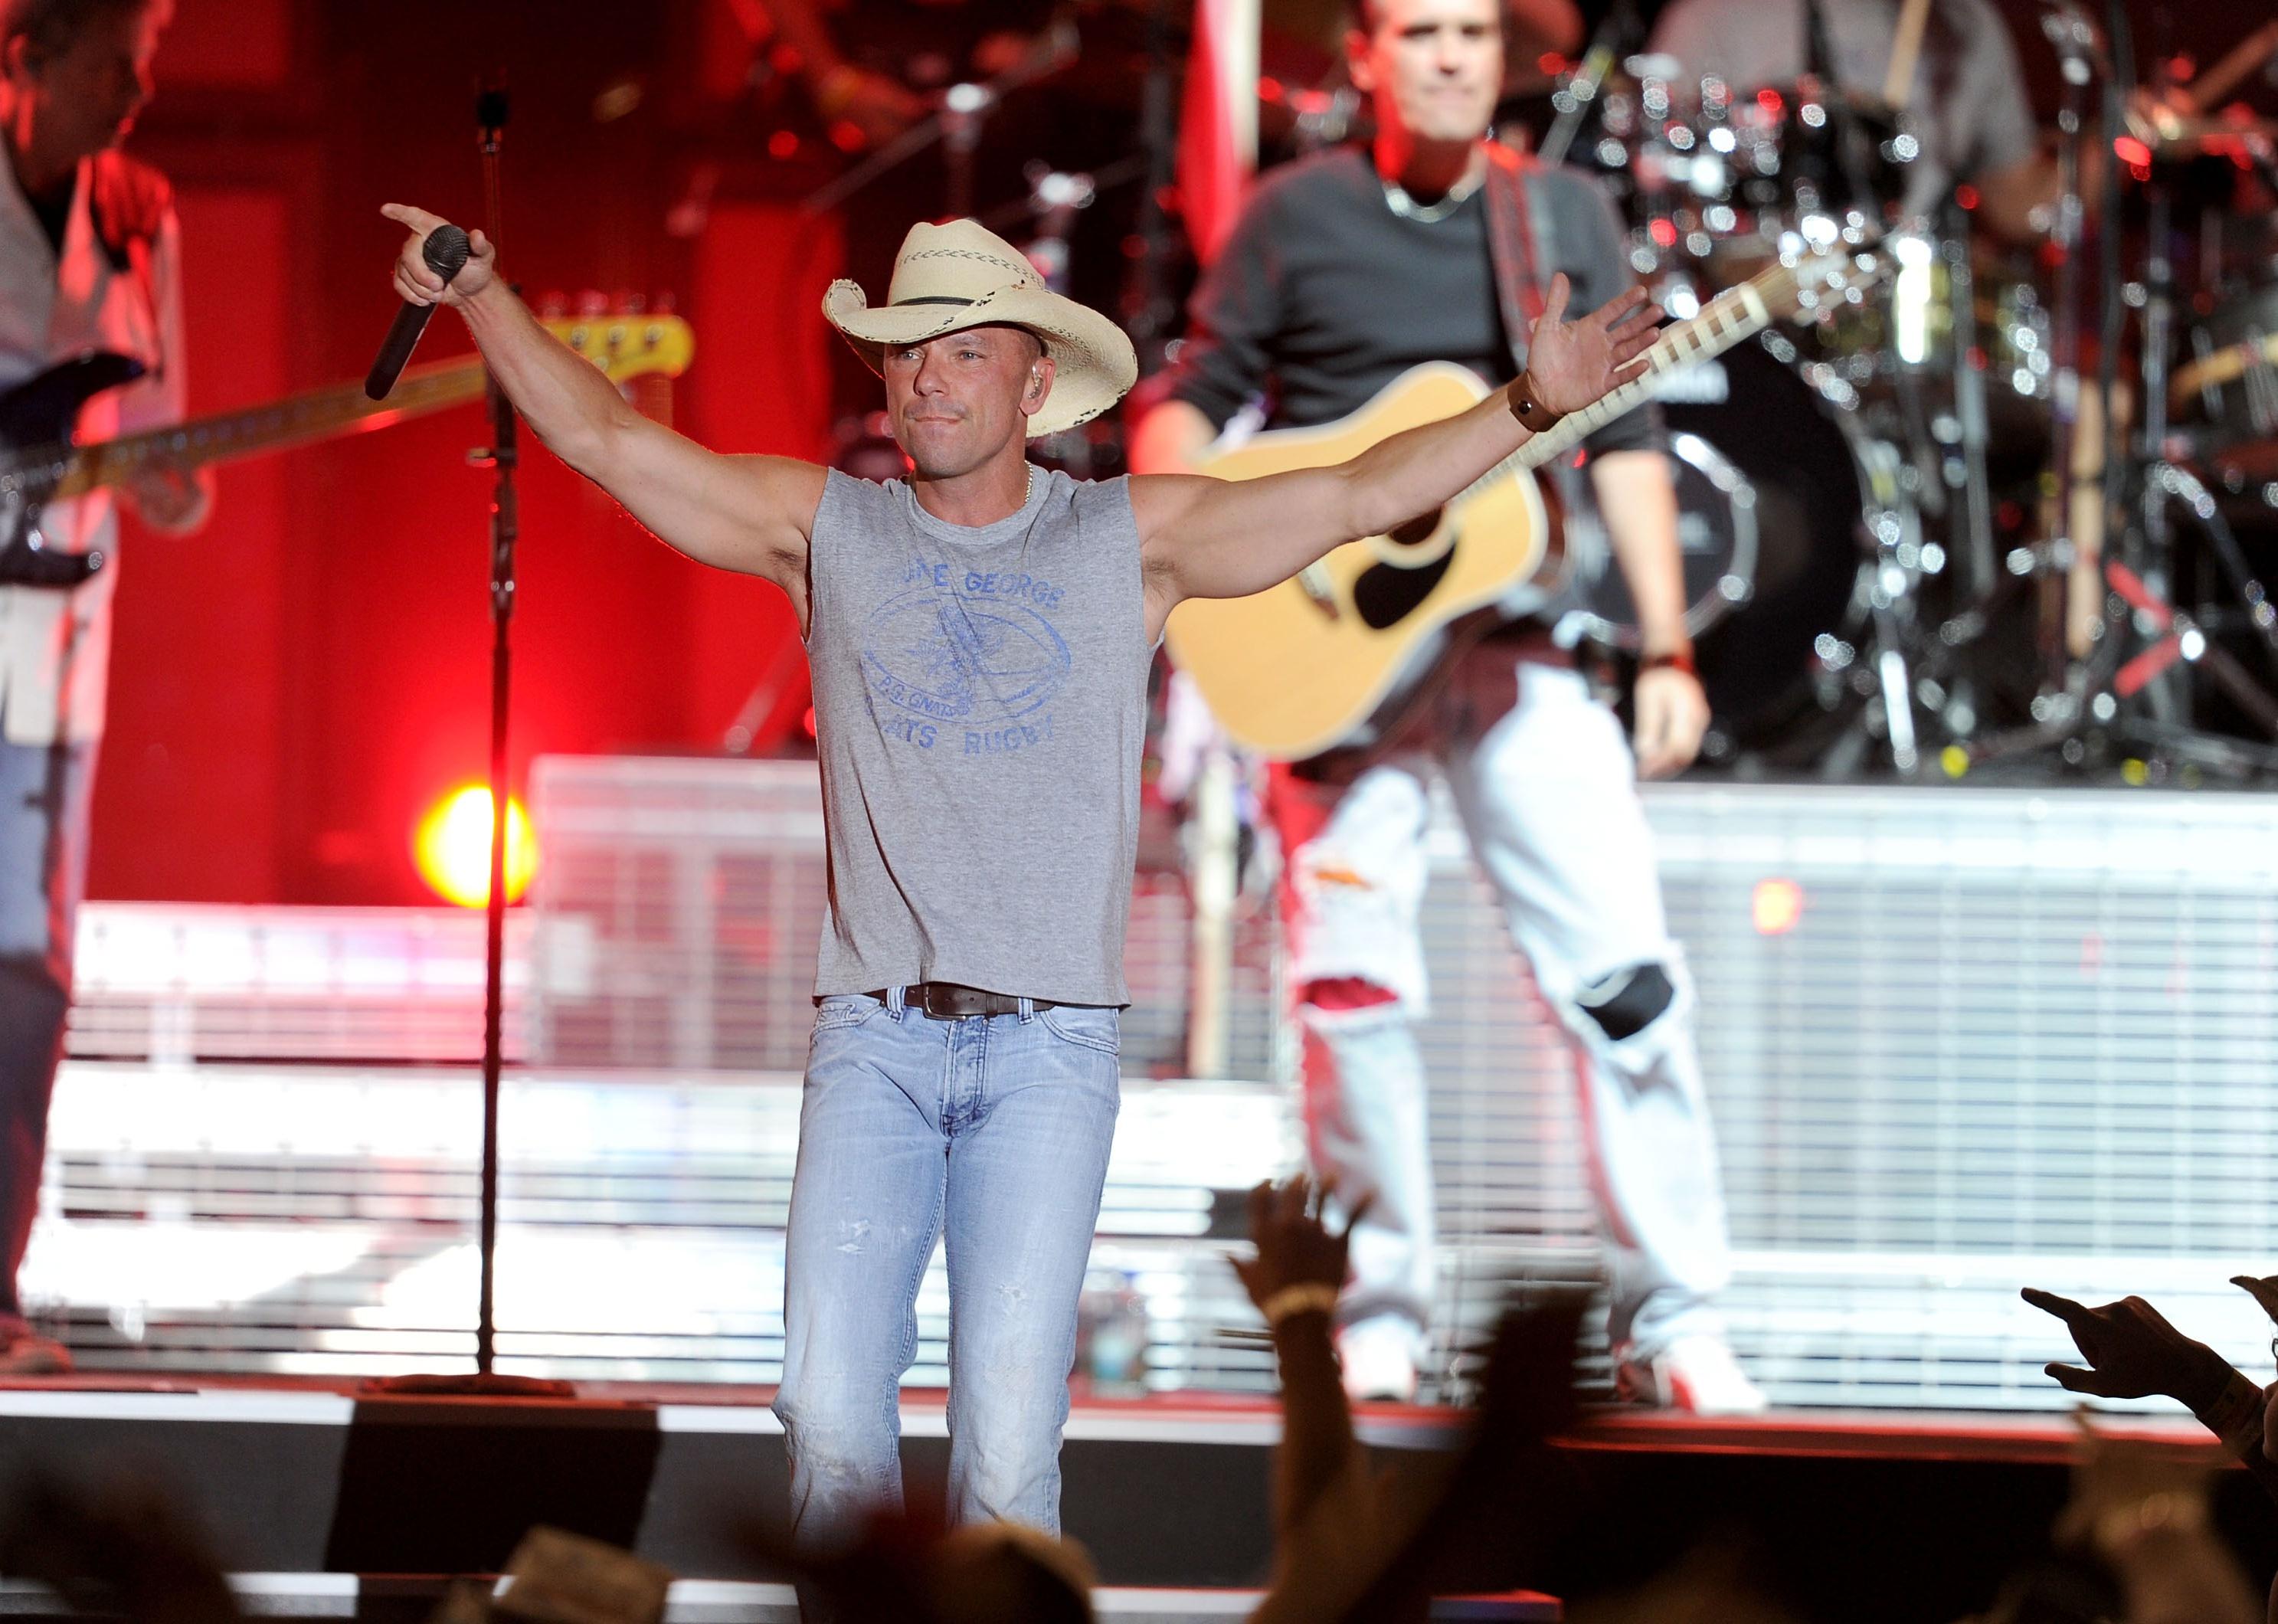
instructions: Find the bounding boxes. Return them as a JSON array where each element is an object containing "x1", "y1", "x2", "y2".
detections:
[
  {"x1": 415, "y1": 787, "x2": 538, "y2": 909},
  {"x1": 1893, "y1": 234, "x2": 1933, "y2": 365},
  {"x1": 1751, "y1": 878, "x2": 1804, "y2": 936}
]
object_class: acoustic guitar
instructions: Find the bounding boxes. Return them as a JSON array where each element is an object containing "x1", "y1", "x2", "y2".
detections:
[
  {"x1": 0, "y1": 309, "x2": 695, "y2": 588},
  {"x1": 1164, "y1": 250, "x2": 1874, "y2": 760}
]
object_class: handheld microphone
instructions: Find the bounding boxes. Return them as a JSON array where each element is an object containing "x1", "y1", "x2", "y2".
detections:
[{"x1": 365, "y1": 224, "x2": 473, "y2": 401}]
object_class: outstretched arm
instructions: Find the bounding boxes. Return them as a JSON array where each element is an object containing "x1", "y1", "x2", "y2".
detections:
[
  {"x1": 1131, "y1": 275, "x2": 1658, "y2": 640},
  {"x1": 1229, "y1": 1177, "x2": 1370, "y2": 1542},
  {"x1": 382, "y1": 205, "x2": 823, "y2": 615}
]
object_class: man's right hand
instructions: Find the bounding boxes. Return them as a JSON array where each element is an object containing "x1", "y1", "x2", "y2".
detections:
[{"x1": 381, "y1": 203, "x2": 497, "y2": 309}]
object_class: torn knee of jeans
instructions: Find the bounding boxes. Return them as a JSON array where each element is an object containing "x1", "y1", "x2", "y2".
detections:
[{"x1": 1577, "y1": 962, "x2": 1675, "y2": 1043}]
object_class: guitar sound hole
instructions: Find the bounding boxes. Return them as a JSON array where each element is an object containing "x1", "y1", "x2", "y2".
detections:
[
  {"x1": 1352, "y1": 546, "x2": 1456, "y2": 630},
  {"x1": 1386, "y1": 508, "x2": 1442, "y2": 546}
]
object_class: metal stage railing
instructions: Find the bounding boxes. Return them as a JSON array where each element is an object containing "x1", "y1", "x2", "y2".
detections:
[{"x1": 28, "y1": 762, "x2": 2278, "y2": 1411}]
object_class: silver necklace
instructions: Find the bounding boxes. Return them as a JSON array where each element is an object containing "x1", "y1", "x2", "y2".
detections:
[{"x1": 1382, "y1": 171, "x2": 1481, "y2": 224}]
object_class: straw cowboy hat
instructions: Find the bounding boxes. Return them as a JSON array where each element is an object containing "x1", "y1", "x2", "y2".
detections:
[{"x1": 823, "y1": 218, "x2": 1138, "y2": 439}]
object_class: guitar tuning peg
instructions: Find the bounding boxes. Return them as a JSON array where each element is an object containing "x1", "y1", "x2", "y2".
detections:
[
  {"x1": 535, "y1": 292, "x2": 568, "y2": 319},
  {"x1": 575, "y1": 290, "x2": 609, "y2": 316},
  {"x1": 652, "y1": 291, "x2": 677, "y2": 315},
  {"x1": 614, "y1": 290, "x2": 647, "y2": 316}
]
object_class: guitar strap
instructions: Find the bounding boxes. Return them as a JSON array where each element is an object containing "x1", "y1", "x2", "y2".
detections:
[{"x1": 1481, "y1": 142, "x2": 1553, "y2": 375}]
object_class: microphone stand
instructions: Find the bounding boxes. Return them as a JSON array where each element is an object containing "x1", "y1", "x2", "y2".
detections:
[
  {"x1": 471, "y1": 78, "x2": 523, "y2": 1387},
  {"x1": 363, "y1": 78, "x2": 570, "y2": 1400}
]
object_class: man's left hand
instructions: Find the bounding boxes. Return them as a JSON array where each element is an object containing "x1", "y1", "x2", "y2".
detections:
[
  {"x1": 1632, "y1": 663, "x2": 1708, "y2": 779},
  {"x1": 1525, "y1": 275, "x2": 1661, "y2": 417}
]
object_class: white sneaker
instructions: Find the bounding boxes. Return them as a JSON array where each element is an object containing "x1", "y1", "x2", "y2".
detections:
[
  {"x1": 1337, "y1": 1315, "x2": 1422, "y2": 1403},
  {"x1": 1615, "y1": 1334, "x2": 1766, "y2": 1415}
]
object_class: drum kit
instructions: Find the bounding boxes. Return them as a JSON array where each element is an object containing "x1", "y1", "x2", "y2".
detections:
[{"x1": 1546, "y1": 10, "x2": 2278, "y2": 781}]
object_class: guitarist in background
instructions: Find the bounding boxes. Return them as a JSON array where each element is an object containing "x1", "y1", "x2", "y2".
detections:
[
  {"x1": 0, "y1": 0, "x2": 205, "y2": 1373},
  {"x1": 1131, "y1": 0, "x2": 1759, "y2": 1410}
]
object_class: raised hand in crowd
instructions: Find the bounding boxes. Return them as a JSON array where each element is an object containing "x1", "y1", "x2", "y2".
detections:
[
  {"x1": 2024, "y1": 1282, "x2": 2278, "y2": 1511},
  {"x1": 1328, "y1": 1292, "x2": 1595, "y2": 1624},
  {"x1": 2050, "y1": 1424, "x2": 2259, "y2": 1624},
  {"x1": 1232, "y1": 1174, "x2": 1371, "y2": 1567},
  {"x1": 1231, "y1": 1174, "x2": 1362, "y2": 1325},
  {"x1": 2021, "y1": 1287, "x2": 2236, "y2": 1409}
]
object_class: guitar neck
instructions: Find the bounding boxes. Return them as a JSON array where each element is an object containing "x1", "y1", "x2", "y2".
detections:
[
  {"x1": 1473, "y1": 264, "x2": 1792, "y2": 499},
  {"x1": 44, "y1": 352, "x2": 493, "y2": 501}
]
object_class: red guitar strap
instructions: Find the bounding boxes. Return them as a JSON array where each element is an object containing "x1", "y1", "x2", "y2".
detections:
[{"x1": 1481, "y1": 142, "x2": 1550, "y2": 374}]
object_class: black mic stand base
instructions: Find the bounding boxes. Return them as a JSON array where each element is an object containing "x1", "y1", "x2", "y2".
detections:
[{"x1": 358, "y1": 1371, "x2": 578, "y2": 1400}]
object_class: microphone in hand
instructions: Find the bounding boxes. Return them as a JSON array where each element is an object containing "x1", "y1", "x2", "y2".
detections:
[{"x1": 366, "y1": 224, "x2": 473, "y2": 401}]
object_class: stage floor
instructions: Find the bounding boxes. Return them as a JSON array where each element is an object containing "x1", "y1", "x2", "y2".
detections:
[{"x1": 0, "y1": 1369, "x2": 2225, "y2": 1455}]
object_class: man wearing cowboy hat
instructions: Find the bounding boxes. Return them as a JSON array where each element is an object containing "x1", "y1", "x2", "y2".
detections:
[{"x1": 381, "y1": 202, "x2": 1658, "y2": 1563}]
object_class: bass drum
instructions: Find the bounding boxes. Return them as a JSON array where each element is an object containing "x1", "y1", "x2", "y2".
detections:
[{"x1": 1575, "y1": 340, "x2": 1869, "y2": 750}]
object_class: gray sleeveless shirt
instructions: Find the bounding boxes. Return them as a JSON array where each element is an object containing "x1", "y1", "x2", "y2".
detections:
[{"x1": 804, "y1": 467, "x2": 1149, "y2": 1006}]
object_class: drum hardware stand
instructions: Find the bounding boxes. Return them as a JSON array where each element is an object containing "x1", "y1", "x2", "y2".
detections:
[
  {"x1": 1956, "y1": 0, "x2": 2120, "y2": 770},
  {"x1": 1122, "y1": 0, "x2": 1183, "y2": 374},
  {"x1": 1539, "y1": 0, "x2": 1638, "y2": 167},
  {"x1": 1965, "y1": 5, "x2": 2278, "y2": 777},
  {"x1": 1932, "y1": 222, "x2": 2000, "y2": 604},
  {"x1": 1831, "y1": 437, "x2": 1933, "y2": 775},
  {"x1": 2037, "y1": 0, "x2": 2100, "y2": 699},
  {"x1": 799, "y1": 11, "x2": 1082, "y2": 218}
]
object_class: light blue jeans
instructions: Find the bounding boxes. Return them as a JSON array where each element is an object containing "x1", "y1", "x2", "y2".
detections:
[{"x1": 772, "y1": 987, "x2": 1121, "y2": 1552}]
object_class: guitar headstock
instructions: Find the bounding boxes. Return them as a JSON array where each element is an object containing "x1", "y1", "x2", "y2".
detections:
[{"x1": 540, "y1": 310, "x2": 695, "y2": 385}]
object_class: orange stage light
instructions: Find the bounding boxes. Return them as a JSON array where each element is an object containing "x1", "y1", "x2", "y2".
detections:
[
  {"x1": 414, "y1": 787, "x2": 538, "y2": 909},
  {"x1": 1751, "y1": 877, "x2": 1805, "y2": 936}
]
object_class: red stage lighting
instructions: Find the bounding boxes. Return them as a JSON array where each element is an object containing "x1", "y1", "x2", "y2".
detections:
[{"x1": 414, "y1": 787, "x2": 538, "y2": 909}]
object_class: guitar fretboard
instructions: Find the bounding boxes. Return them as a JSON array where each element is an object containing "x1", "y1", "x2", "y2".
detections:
[
  {"x1": 1463, "y1": 257, "x2": 1821, "y2": 503},
  {"x1": 0, "y1": 311, "x2": 692, "y2": 502},
  {"x1": 0, "y1": 354, "x2": 494, "y2": 501}
]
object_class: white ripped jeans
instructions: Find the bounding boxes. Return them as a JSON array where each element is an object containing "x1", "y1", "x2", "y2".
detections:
[{"x1": 1272, "y1": 653, "x2": 1733, "y2": 1359}]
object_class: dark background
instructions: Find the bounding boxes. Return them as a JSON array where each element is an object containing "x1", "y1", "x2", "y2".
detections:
[{"x1": 95, "y1": 0, "x2": 2277, "y2": 907}]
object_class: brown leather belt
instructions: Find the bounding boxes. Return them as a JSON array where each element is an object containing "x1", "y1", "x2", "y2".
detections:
[{"x1": 872, "y1": 981, "x2": 1061, "y2": 1020}]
